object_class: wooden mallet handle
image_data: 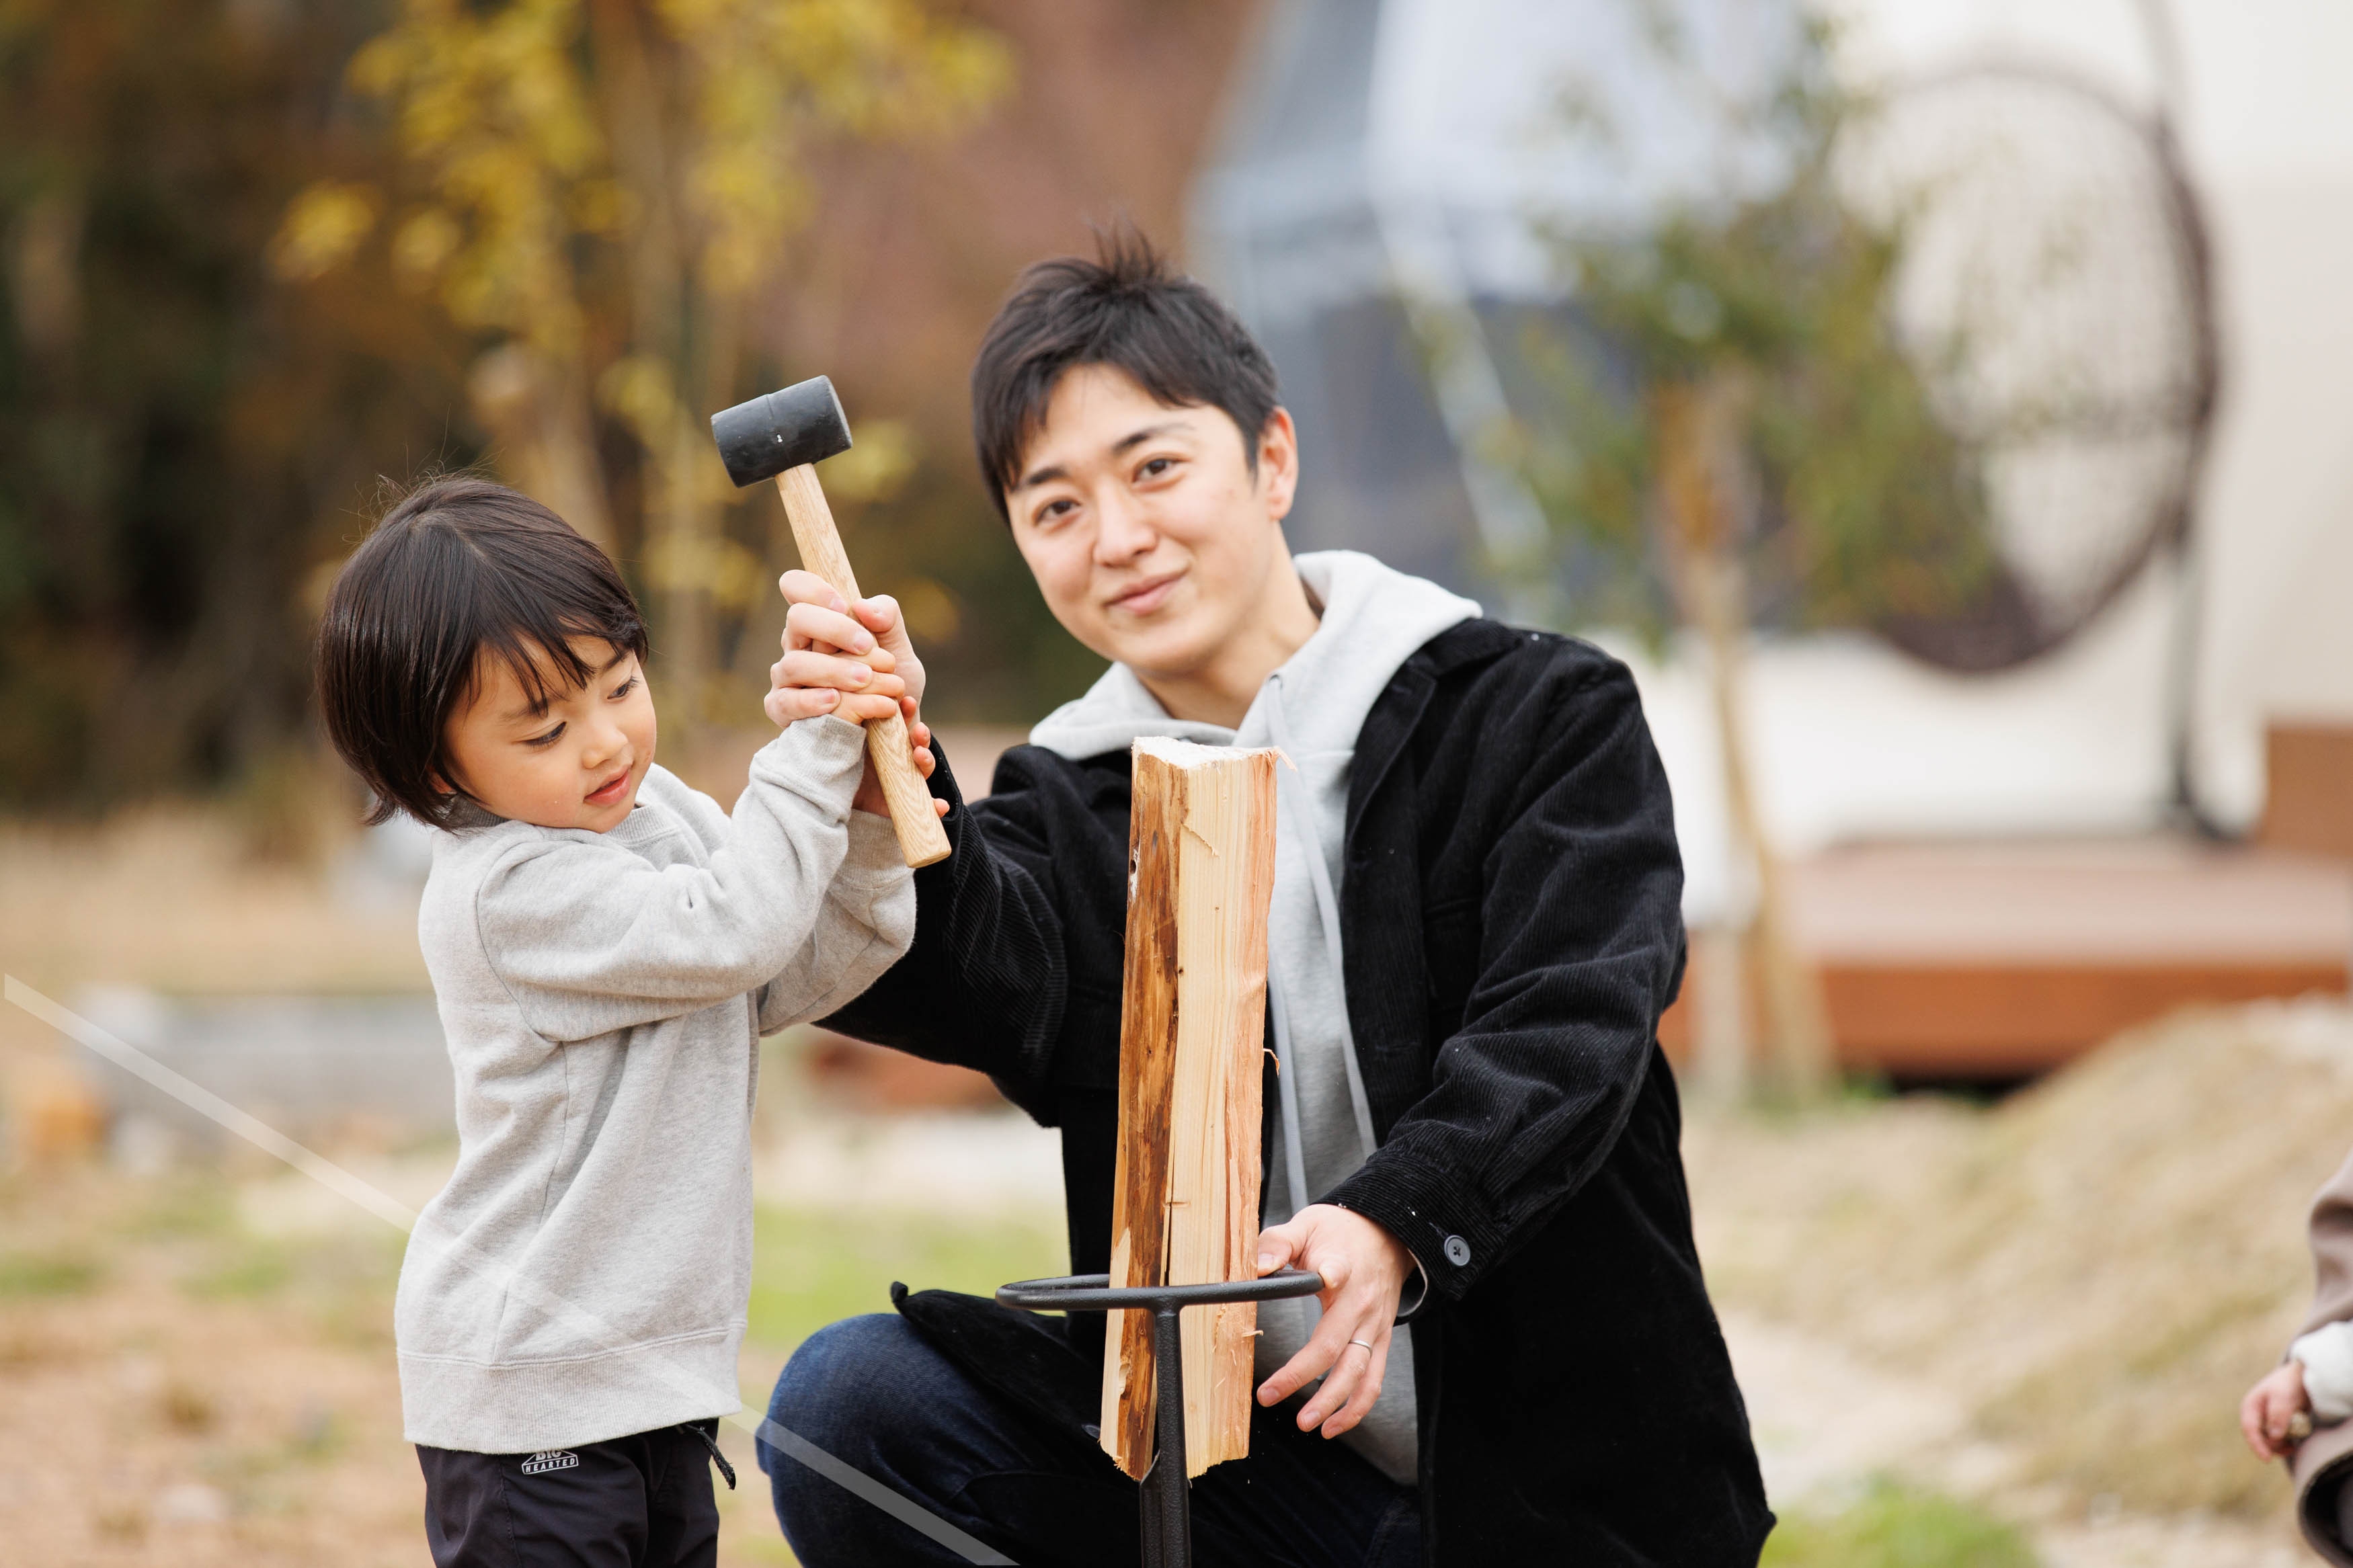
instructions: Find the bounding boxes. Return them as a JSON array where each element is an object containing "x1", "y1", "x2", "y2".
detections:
[{"x1": 774, "y1": 464, "x2": 951, "y2": 868}]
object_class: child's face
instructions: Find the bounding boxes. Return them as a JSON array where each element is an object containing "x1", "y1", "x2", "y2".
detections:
[{"x1": 440, "y1": 637, "x2": 657, "y2": 833}]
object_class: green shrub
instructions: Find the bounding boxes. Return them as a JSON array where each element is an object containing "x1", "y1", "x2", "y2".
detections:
[
  {"x1": 1762, "y1": 1479, "x2": 2040, "y2": 1568},
  {"x1": 746, "y1": 1205, "x2": 1064, "y2": 1354},
  {"x1": 0, "y1": 1249, "x2": 102, "y2": 1296}
]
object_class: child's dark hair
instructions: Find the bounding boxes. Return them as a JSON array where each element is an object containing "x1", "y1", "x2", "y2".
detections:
[
  {"x1": 969, "y1": 227, "x2": 1281, "y2": 521},
  {"x1": 317, "y1": 477, "x2": 649, "y2": 827}
]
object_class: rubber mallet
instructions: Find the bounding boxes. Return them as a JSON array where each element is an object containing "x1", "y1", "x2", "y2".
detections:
[{"x1": 713, "y1": 375, "x2": 951, "y2": 868}]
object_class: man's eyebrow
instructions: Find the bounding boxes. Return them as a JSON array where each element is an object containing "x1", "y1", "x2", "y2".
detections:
[
  {"x1": 1110, "y1": 420, "x2": 1185, "y2": 457},
  {"x1": 1012, "y1": 421, "x2": 1190, "y2": 493}
]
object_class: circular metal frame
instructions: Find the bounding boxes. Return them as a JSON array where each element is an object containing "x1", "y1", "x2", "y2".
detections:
[
  {"x1": 1851, "y1": 56, "x2": 2219, "y2": 678},
  {"x1": 995, "y1": 1269, "x2": 1325, "y2": 1313},
  {"x1": 996, "y1": 1268, "x2": 1325, "y2": 1568}
]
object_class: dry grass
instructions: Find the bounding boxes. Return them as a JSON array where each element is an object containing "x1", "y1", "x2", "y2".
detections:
[
  {"x1": 0, "y1": 1149, "x2": 1061, "y2": 1566},
  {"x1": 0, "y1": 806, "x2": 426, "y2": 1001},
  {"x1": 0, "y1": 1163, "x2": 426, "y2": 1565},
  {"x1": 0, "y1": 802, "x2": 1058, "y2": 1565},
  {"x1": 0, "y1": 804, "x2": 429, "y2": 1165},
  {"x1": 1689, "y1": 998, "x2": 2353, "y2": 1522}
]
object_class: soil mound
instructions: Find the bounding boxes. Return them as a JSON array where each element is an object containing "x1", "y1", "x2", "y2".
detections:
[{"x1": 1688, "y1": 997, "x2": 2353, "y2": 1520}]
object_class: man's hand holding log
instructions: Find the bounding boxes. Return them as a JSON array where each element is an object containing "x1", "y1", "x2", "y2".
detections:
[
  {"x1": 764, "y1": 570, "x2": 945, "y2": 823},
  {"x1": 715, "y1": 374, "x2": 949, "y2": 864},
  {"x1": 1253, "y1": 1204, "x2": 1415, "y2": 1440}
]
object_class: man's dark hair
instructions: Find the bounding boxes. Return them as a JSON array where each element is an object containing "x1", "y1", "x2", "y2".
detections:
[
  {"x1": 317, "y1": 477, "x2": 649, "y2": 827},
  {"x1": 970, "y1": 229, "x2": 1281, "y2": 520}
]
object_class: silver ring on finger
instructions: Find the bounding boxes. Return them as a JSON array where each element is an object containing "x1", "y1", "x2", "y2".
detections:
[{"x1": 1347, "y1": 1338, "x2": 1374, "y2": 1354}]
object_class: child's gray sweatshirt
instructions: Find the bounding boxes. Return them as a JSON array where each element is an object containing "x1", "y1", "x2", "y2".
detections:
[{"x1": 396, "y1": 718, "x2": 914, "y2": 1454}]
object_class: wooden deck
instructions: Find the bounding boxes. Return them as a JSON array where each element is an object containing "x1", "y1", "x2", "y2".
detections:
[{"x1": 1664, "y1": 837, "x2": 2353, "y2": 1077}]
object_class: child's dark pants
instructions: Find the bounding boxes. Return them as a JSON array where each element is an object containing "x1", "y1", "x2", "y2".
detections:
[{"x1": 417, "y1": 1419, "x2": 726, "y2": 1567}]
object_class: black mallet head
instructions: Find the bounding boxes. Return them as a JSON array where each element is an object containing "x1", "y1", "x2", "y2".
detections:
[{"x1": 711, "y1": 375, "x2": 852, "y2": 489}]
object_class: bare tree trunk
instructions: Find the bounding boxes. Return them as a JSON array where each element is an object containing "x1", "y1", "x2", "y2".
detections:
[
  {"x1": 467, "y1": 344, "x2": 615, "y2": 550},
  {"x1": 1689, "y1": 923, "x2": 1751, "y2": 1104},
  {"x1": 1654, "y1": 376, "x2": 1834, "y2": 1097},
  {"x1": 588, "y1": 0, "x2": 711, "y2": 736},
  {"x1": 694, "y1": 293, "x2": 751, "y2": 700}
]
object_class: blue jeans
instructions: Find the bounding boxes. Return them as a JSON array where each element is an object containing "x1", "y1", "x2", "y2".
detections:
[{"x1": 760, "y1": 1313, "x2": 1421, "y2": 1568}]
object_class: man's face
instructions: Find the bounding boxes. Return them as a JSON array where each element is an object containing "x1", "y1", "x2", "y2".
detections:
[
  {"x1": 1004, "y1": 364, "x2": 1298, "y2": 682},
  {"x1": 440, "y1": 636, "x2": 657, "y2": 832}
]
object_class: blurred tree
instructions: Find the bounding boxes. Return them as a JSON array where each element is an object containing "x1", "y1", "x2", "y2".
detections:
[
  {"x1": 274, "y1": 0, "x2": 1007, "y2": 740},
  {"x1": 0, "y1": 0, "x2": 479, "y2": 815},
  {"x1": 1507, "y1": 9, "x2": 1993, "y2": 1094},
  {"x1": 735, "y1": 0, "x2": 1260, "y2": 730},
  {"x1": 0, "y1": 0, "x2": 1254, "y2": 815}
]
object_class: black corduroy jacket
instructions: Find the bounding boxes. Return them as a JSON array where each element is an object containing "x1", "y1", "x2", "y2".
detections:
[{"x1": 830, "y1": 618, "x2": 1772, "y2": 1565}]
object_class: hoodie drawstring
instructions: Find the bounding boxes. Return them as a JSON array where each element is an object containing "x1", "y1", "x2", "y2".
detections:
[
  {"x1": 1267, "y1": 974, "x2": 1313, "y2": 1231},
  {"x1": 1263, "y1": 674, "x2": 1380, "y2": 1221}
]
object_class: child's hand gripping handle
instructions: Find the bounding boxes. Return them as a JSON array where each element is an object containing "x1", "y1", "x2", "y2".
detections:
[{"x1": 772, "y1": 465, "x2": 953, "y2": 869}]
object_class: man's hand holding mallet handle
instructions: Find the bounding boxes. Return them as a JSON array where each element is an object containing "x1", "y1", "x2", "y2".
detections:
[
  {"x1": 2243, "y1": 1359, "x2": 2315, "y2": 1460},
  {"x1": 765, "y1": 572, "x2": 945, "y2": 823},
  {"x1": 715, "y1": 376, "x2": 951, "y2": 865}
]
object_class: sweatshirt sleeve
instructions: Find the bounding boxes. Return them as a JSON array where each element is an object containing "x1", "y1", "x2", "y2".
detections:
[
  {"x1": 754, "y1": 809, "x2": 916, "y2": 1034},
  {"x1": 816, "y1": 740, "x2": 1075, "y2": 1121},
  {"x1": 1321, "y1": 655, "x2": 1685, "y2": 1301},
  {"x1": 475, "y1": 717, "x2": 875, "y2": 1043},
  {"x1": 2289, "y1": 1145, "x2": 2353, "y2": 1423},
  {"x1": 2295, "y1": 1323, "x2": 2353, "y2": 1423}
]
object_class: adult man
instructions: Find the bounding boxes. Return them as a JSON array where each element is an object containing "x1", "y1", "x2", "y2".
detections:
[{"x1": 760, "y1": 237, "x2": 1771, "y2": 1566}]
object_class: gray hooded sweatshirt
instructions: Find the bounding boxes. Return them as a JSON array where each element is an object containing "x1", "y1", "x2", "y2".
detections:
[
  {"x1": 398, "y1": 716, "x2": 914, "y2": 1454},
  {"x1": 1031, "y1": 550, "x2": 1479, "y2": 1484}
]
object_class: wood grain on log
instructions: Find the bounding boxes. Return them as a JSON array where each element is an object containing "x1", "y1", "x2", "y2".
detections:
[{"x1": 1101, "y1": 737, "x2": 1277, "y2": 1479}]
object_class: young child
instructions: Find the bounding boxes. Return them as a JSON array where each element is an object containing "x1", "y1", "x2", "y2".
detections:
[
  {"x1": 316, "y1": 477, "x2": 928, "y2": 1567},
  {"x1": 2245, "y1": 1147, "x2": 2353, "y2": 1565}
]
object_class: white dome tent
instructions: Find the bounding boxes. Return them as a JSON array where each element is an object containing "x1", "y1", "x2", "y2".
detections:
[
  {"x1": 1191, "y1": 0, "x2": 1796, "y2": 608},
  {"x1": 1187, "y1": 0, "x2": 2353, "y2": 1083},
  {"x1": 1190, "y1": 0, "x2": 2353, "y2": 924}
]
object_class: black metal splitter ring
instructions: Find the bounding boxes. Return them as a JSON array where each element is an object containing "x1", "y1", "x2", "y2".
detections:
[{"x1": 995, "y1": 1268, "x2": 1324, "y2": 1568}]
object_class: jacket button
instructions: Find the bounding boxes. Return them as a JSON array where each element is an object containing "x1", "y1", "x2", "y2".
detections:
[{"x1": 1443, "y1": 1235, "x2": 1471, "y2": 1267}]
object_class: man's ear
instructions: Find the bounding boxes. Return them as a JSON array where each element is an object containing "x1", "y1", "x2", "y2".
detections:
[{"x1": 1258, "y1": 407, "x2": 1300, "y2": 524}]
